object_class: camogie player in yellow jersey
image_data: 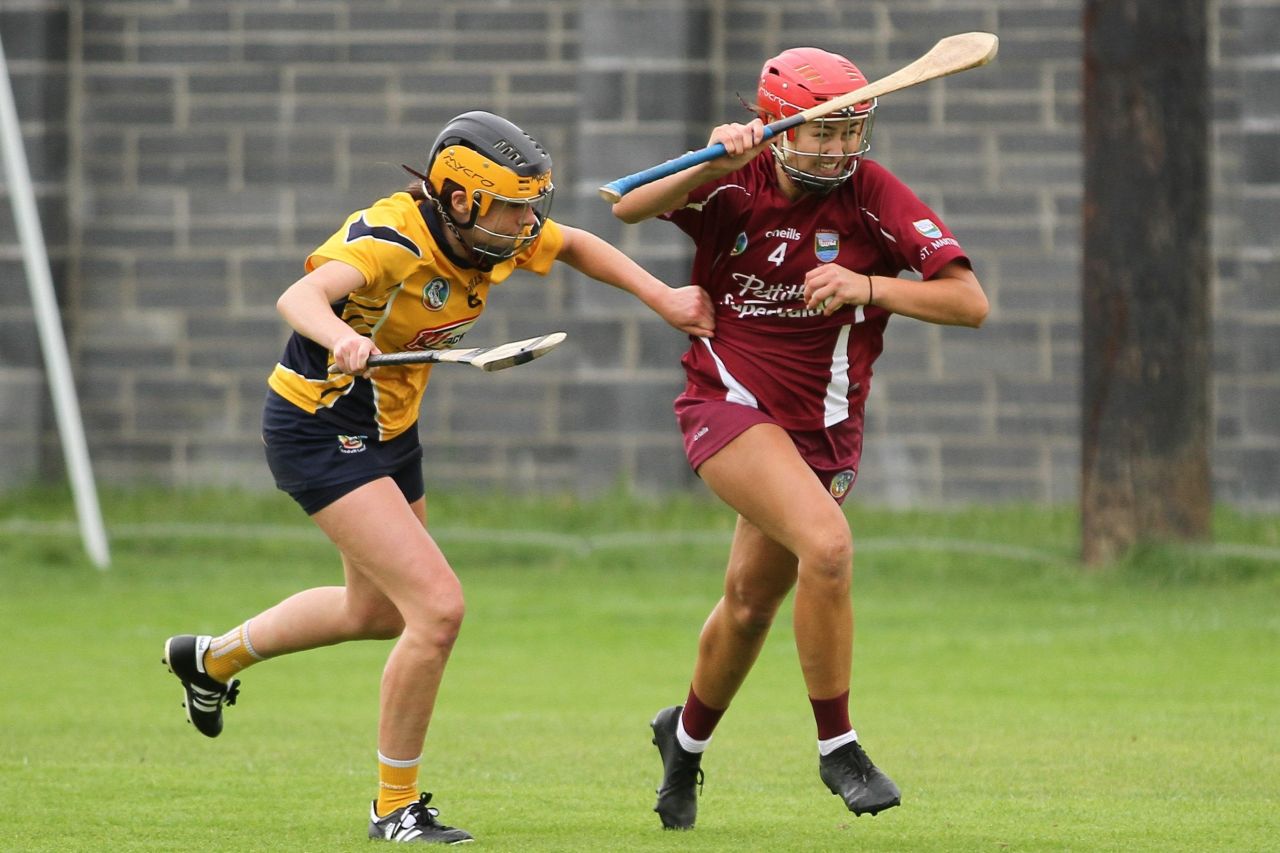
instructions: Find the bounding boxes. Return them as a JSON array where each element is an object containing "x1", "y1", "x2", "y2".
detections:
[{"x1": 162, "y1": 111, "x2": 714, "y2": 845}]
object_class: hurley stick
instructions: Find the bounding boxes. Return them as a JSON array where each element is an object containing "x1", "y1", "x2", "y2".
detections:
[
  {"x1": 598, "y1": 32, "x2": 999, "y2": 203},
  {"x1": 327, "y1": 331, "x2": 567, "y2": 374}
]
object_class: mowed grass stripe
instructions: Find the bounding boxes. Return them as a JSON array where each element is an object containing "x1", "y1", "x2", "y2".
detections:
[{"x1": 8, "y1": 517, "x2": 1280, "y2": 569}]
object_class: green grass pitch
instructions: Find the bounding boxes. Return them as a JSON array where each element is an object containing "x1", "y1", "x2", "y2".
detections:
[{"x1": 1, "y1": 489, "x2": 1277, "y2": 851}]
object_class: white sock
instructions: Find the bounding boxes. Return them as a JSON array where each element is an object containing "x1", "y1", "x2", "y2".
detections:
[
  {"x1": 817, "y1": 729, "x2": 859, "y2": 756},
  {"x1": 676, "y1": 717, "x2": 711, "y2": 754},
  {"x1": 377, "y1": 751, "x2": 422, "y2": 768}
]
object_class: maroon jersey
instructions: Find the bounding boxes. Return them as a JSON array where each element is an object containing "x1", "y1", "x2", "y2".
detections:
[{"x1": 662, "y1": 150, "x2": 969, "y2": 430}]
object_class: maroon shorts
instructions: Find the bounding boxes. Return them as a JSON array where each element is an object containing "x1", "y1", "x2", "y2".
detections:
[{"x1": 673, "y1": 396, "x2": 864, "y2": 503}]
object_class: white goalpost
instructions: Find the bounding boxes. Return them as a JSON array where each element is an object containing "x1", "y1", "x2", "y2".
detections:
[{"x1": 0, "y1": 31, "x2": 110, "y2": 568}]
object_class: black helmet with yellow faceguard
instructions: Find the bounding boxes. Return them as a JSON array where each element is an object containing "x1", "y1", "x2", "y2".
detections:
[{"x1": 422, "y1": 111, "x2": 555, "y2": 265}]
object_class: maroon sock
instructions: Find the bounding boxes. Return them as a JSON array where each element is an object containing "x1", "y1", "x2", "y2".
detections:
[
  {"x1": 680, "y1": 685, "x2": 726, "y2": 741},
  {"x1": 809, "y1": 690, "x2": 852, "y2": 741}
]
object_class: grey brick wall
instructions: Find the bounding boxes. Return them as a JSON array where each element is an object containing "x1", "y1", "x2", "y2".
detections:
[
  {"x1": 1, "y1": 1, "x2": 67, "y2": 490},
  {"x1": 1, "y1": 0, "x2": 1277, "y2": 507}
]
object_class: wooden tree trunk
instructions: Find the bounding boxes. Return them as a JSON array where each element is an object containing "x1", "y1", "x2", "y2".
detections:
[{"x1": 1080, "y1": 0, "x2": 1212, "y2": 565}]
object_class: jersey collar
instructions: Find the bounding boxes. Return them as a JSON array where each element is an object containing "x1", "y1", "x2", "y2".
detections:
[{"x1": 417, "y1": 199, "x2": 477, "y2": 270}]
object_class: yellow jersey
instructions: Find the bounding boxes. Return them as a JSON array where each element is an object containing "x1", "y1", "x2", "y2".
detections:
[{"x1": 267, "y1": 192, "x2": 564, "y2": 440}]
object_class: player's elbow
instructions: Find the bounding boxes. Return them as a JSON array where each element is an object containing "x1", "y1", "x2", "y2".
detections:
[
  {"x1": 949, "y1": 279, "x2": 989, "y2": 328},
  {"x1": 275, "y1": 286, "x2": 299, "y2": 321},
  {"x1": 611, "y1": 202, "x2": 646, "y2": 224},
  {"x1": 965, "y1": 291, "x2": 990, "y2": 328}
]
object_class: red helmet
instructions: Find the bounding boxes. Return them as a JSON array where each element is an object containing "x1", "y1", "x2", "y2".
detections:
[{"x1": 756, "y1": 48, "x2": 876, "y2": 192}]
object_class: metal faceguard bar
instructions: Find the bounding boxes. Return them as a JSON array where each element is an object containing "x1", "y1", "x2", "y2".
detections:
[
  {"x1": 771, "y1": 111, "x2": 876, "y2": 190},
  {"x1": 466, "y1": 188, "x2": 554, "y2": 263}
]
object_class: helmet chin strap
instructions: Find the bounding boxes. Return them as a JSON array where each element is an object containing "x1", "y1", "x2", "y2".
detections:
[
  {"x1": 423, "y1": 182, "x2": 496, "y2": 271},
  {"x1": 759, "y1": 100, "x2": 873, "y2": 196},
  {"x1": 775, "y1": 153, "x2": 853, "y2": 195},
  {"x1": 403, "y1": 163, "x2": 495, "y2": 269}
]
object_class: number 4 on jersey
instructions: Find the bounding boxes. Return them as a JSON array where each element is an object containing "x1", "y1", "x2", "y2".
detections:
[{"x1": 768, "y1": 242, "x2": 788, "y2": 266}]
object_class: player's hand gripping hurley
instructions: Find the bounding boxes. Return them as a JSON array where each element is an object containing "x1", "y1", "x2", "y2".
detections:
[
  {"x1": 327, "y1": 331, "x2": 567, "y2": 374},
  {"x1": 598, "y1": 31, "x2": 999, "y2": 203}
]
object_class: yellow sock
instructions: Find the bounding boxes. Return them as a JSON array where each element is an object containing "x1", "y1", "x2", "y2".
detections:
[
  {"x1": 376, "y1": 752, "x2": 421, "y2": 817},
  {"x1": 203, "y1": 621, "x2": 264, "y2": 683}
]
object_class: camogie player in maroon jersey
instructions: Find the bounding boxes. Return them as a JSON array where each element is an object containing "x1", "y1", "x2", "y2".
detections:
[
  {"x1": 162, "y1": 111, "x2": 712, "y2": 845},
  {"x1": 613, "y1": 48, "x2": 988, "y2": 828}
]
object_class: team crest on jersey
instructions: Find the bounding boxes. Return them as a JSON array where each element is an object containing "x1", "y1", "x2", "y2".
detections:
[
  {"x1": 730, "y1": 232, "x2": 749, "y2": 256},
  {"x1": 829, "y1": 469, "x2": 856, "y2": 499},
  {"x1": 912, "y1": 218, "x2": 942, "y2": 238},
  {"x1": 423, "y1": 277, "x2": 450, "y2": 310},
  {"x1": 815, "y1": 230, "x2": 840, "y2": 262},
  {"x1": 337, "y1": 435, "x2": 368, "y2": 454}
]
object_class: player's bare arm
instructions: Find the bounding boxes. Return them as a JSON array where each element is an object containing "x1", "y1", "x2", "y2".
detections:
[
  {"x1": 276, "y1": 259, "x2": 382, "y2": 374},
  {"x1": 556, "y1": 224, "x2": 715, "y2": 338},
  {"x1": 803, "y1": 259, "x2": 988, "y2": 327},
  {"x1": 612, "y1": 120, "x2": 768, "y2": 224}
]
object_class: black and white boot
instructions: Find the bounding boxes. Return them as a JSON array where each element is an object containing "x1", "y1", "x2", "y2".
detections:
[
  {"x1": 162, "y1": 634, "x2": 240, "y2": 738},
  {"x1": 369, "y1": 793, "x2": 473, "y2": 844}
]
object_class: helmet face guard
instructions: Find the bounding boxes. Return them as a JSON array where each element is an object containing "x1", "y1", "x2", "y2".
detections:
[
  {"x1": 423, "y1": 111, "x2": 556, "y2": 264},
  {"x1": 769, "y1": 110, "x2": 875, "y2": 194},
  {"x1": 756, "y1": 48, "x2": 877, "y2": 193},
  {"x1": 464, "y1": 191, "x2": 554, "y2": 265},
  {"x1": 431, "y1": 143, "x2": 554, "y2": 263}
]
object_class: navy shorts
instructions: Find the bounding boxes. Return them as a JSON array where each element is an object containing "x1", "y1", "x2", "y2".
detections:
[{"x1": 262, "y1": 390, "x2": 425, "y2": 515}]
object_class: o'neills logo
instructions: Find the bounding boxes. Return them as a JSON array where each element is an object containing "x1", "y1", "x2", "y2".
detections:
[{"x1": 766, "y1": 227, "x2": 802, "y2": 241}]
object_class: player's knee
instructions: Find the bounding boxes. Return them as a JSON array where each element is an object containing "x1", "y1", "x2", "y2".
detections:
[
  {"x1": 725, "y1": 586, "x2": 783, "y2": 635},
  {"x1": 799, "y1": 530, "x2": 852, "y2": 591},
  {"x1": 437, "y1": 597, "x2": 466, "y2": 643},
  {"x1": 731, "y1": 601, "x2": 777, "y2": 635},
  {"x1": 413, "y1": 591, "x2": 466, "y2": 651}
]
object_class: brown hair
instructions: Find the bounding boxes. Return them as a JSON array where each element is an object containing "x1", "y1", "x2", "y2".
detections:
[
  {"x1": 401, "y1": 167, "x2": 466, "y2": 211},
  {"x1": 401, "y1": 163, "x2": 430, "y2": 201}
]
